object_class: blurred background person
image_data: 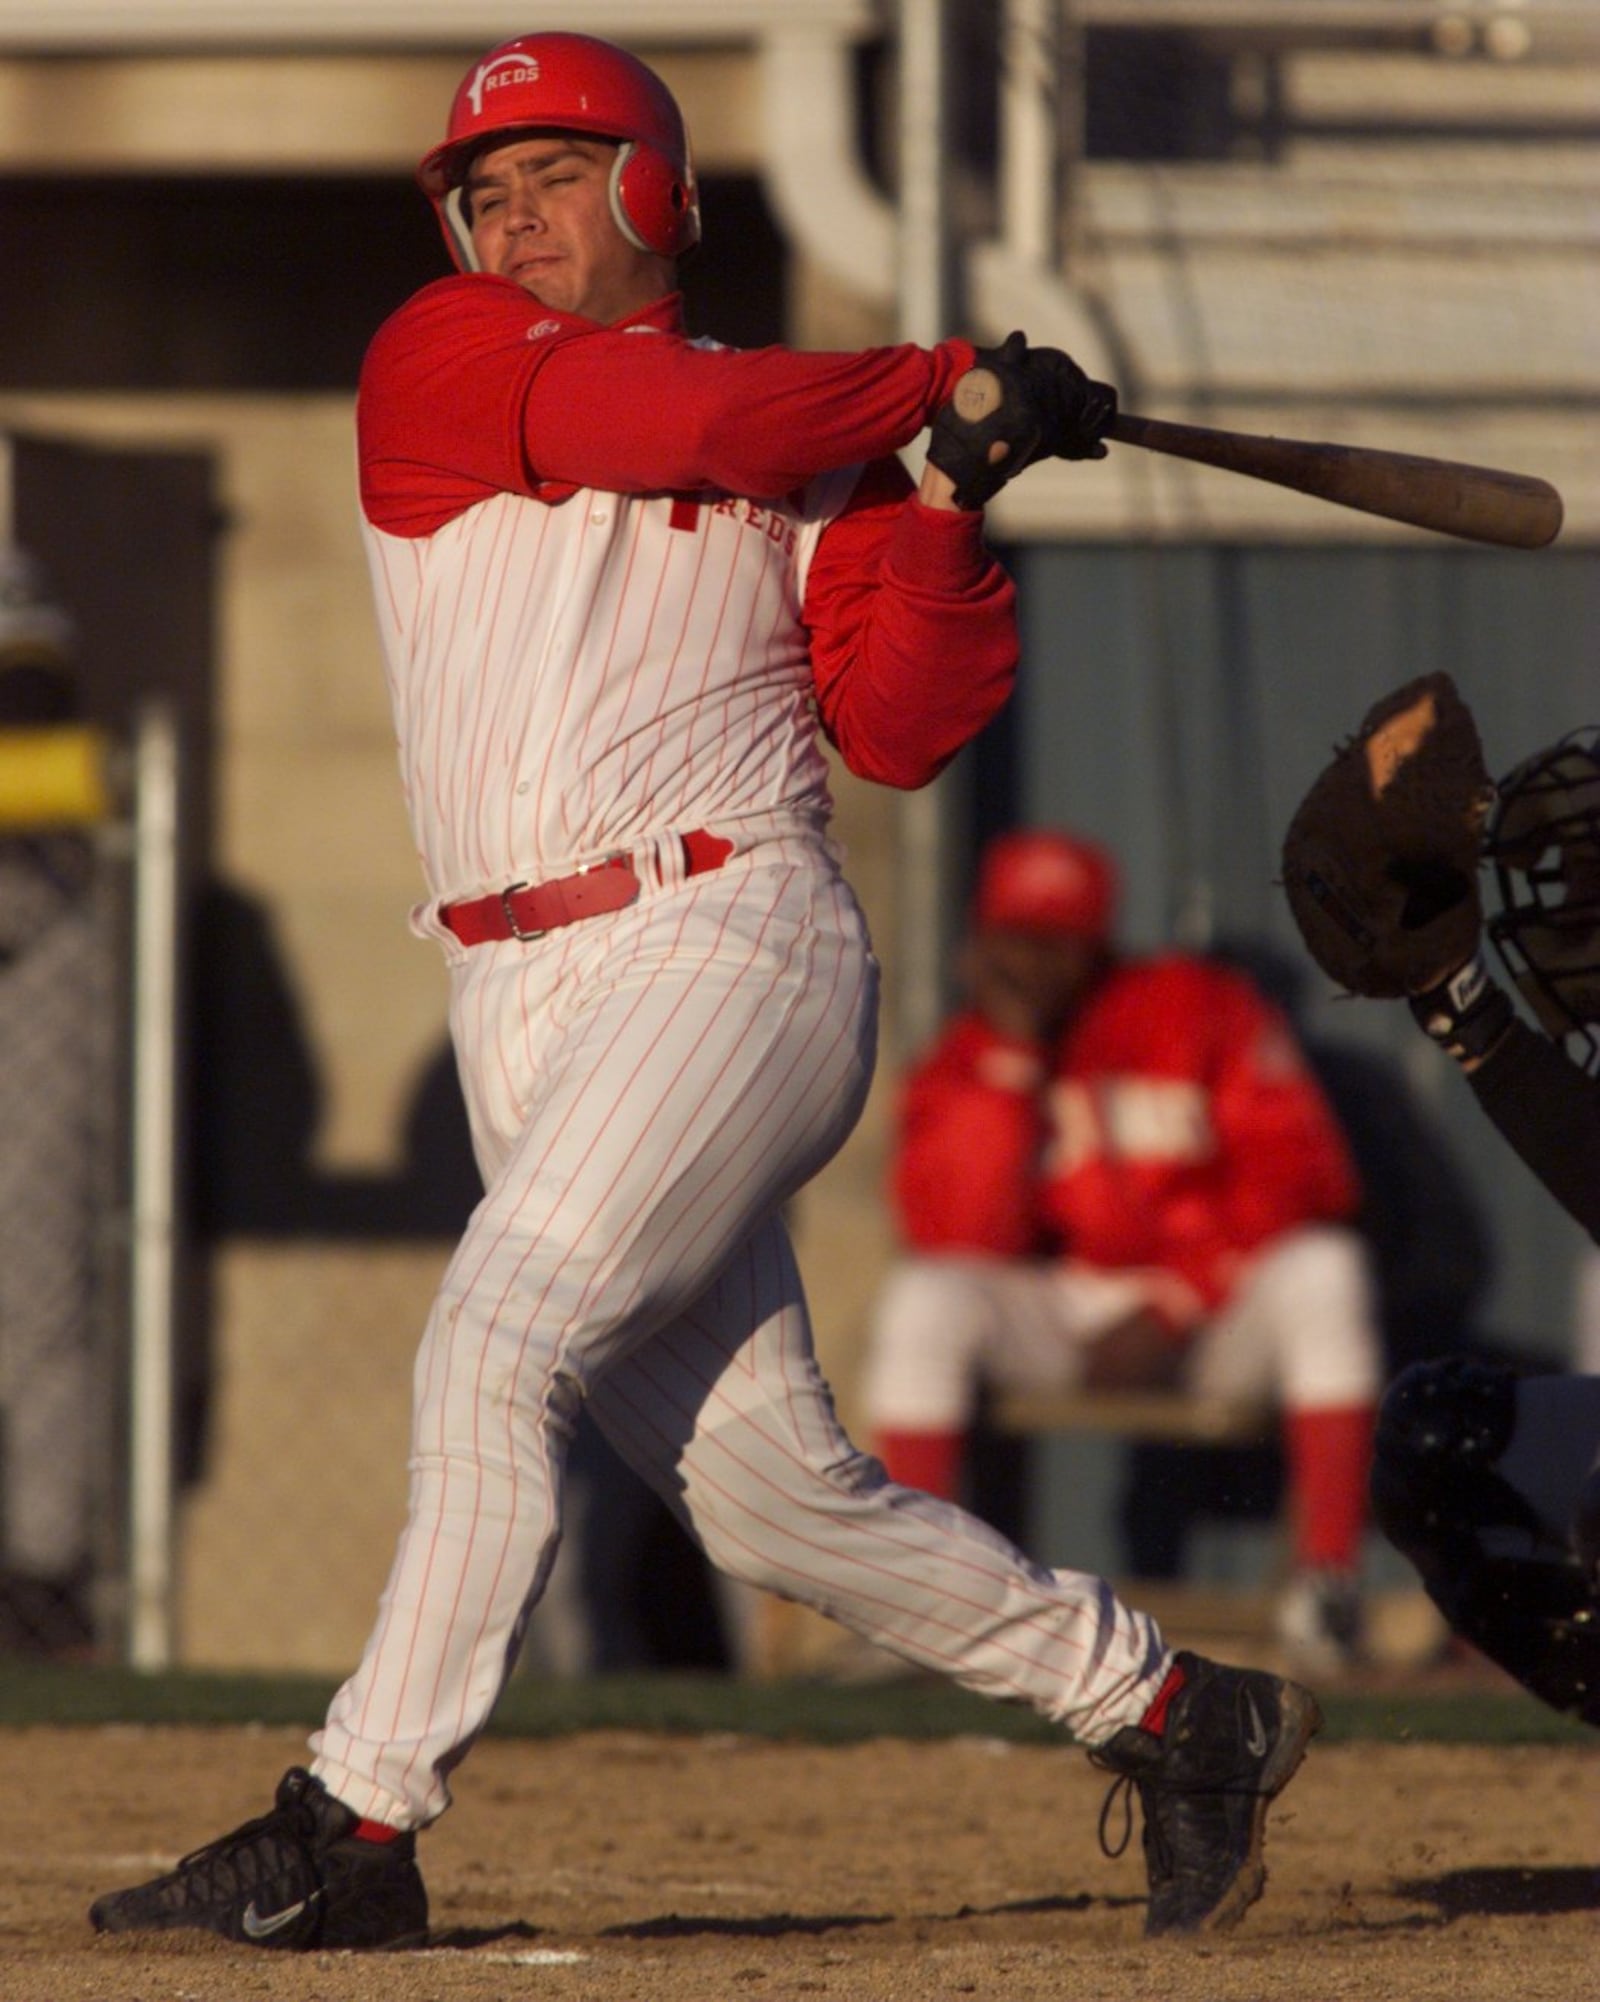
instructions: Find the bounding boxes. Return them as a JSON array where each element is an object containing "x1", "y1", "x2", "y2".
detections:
[
  {"x1": 861, "y1": 827, "x2": 1384, "y2": 1671},
  {"x1": 1119, "y1": 933, "x2": 1495, "y2": 1586}
]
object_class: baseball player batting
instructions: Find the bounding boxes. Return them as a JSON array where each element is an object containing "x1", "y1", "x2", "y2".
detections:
[{"x1": 91, "y1": 32, "x2": 1320, "y2": 1950}]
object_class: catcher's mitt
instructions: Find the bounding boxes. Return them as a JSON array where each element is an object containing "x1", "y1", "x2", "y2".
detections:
[
  {"x1": 927, "y1": 332, "x2": 1117, "y2": 509},
  {"x1": 1281, "y1": 671, "x2": 1498, "y2": 997}
]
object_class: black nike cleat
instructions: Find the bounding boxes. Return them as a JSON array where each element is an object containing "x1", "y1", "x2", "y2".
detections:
[
  {"x1": 89, "y1": 1767, "x2": 427, "y2": 1951},
  {"x1": 1093, "y1": 1651, "x2": 1323, "y2": 1937}
]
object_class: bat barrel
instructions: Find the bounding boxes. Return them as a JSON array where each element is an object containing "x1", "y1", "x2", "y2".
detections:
[{"x1": 1106, "y1": 413, "x2": 1563, "y2": 550}]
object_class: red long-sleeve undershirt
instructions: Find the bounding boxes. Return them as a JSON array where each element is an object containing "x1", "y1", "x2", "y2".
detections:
[
  {"x1": 358, "y1": 277, "x2": 979, "y2": 528},
  {"x1": 357, "y1": 278, "x2": 1017, "y2": 790}
]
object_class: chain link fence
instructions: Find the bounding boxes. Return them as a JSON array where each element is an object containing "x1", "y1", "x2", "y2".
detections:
[{"x1": 0, "y1": 821, "x2": 118, "y2": 1657}]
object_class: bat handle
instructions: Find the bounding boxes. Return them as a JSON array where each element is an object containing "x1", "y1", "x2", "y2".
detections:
[{"x1": 1105, "y1": 413, "x2": 1157, "y2": 449}]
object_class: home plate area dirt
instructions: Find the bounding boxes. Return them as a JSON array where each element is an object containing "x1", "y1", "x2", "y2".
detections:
[{"x1": 9, "y1": 1724, "x2": 1596, "y2": 2001}]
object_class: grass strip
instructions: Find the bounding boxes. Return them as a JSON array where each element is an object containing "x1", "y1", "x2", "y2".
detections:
[{"x1": 0, "y1": 1663, "x2": 1590, "y2": 1746}]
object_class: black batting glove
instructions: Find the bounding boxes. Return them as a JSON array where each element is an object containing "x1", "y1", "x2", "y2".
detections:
[
  {"x1": 1025, "y1": 347, "x2": 1118, "y2": 462},
  {"x1": 926, "y1": 333, "x2": 1118, "y2": 509},
  {"x1": 927, "y1": 331, "x2": 1047, "y2": 509}
]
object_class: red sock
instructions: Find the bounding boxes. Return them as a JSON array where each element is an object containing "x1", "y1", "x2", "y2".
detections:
[
  {"x1": 353, "y1": 1818, "x2": 404, "y2": 1845},
  {"x1": 1139, "y1": 1660, "x2": 1187, "y2": 1736},
  {"x1": 1284, "y1": 1403, "x2": 1376, "y2": 1571},
  {"x1": 873, "y1": 1428, "x2": 966, "y2": 1502}
]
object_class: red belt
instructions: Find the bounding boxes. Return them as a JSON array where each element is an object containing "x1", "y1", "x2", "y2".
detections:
[{"x1": 440, "y1": 829, "x2": 735, "y2": 946}]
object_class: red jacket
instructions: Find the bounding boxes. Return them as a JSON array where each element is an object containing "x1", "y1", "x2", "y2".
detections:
[{"x1": 891, "y1": 954, "x2": 1360, "y2": 1325}]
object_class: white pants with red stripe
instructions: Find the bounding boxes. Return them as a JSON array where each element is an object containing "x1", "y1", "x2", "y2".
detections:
[{"x1": 310, "y1": 843, "x2": 1171, "y2": 1828}]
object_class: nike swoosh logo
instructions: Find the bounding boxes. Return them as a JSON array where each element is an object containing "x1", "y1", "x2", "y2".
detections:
[
  {"x1": 241, "y1": 1895, "x2": 313, "y2": 1940},
  {"x1": 1242, "y1": 1691, "x2": 1270, "y2": 1759}
]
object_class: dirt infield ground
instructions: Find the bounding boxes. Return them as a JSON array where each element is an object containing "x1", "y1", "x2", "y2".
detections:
[{"x1": 9, "y1": 1723, "x2": 1596, "y2": 2002}]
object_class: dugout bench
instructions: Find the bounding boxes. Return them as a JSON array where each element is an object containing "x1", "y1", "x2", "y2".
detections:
[
  {"x1": 978, "y1": 1389, "x2": 1283, "y2": 1588},
  {"x1": 984, "y1": 1389, "x2": 1272, "y2": 1449}
]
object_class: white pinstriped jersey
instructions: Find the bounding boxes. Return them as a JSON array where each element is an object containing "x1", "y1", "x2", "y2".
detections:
[
  {"x1": 362, "y1": 459, "x2": 859, "y2": 930},
  {"x1": 355, "y1": 281, "x2": 1024, "y2": 924}
]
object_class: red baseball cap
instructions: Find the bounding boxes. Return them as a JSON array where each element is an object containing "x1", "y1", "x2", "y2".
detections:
[{"x1": 971, "y1": 829, "x2": 1118, "y2": 941}]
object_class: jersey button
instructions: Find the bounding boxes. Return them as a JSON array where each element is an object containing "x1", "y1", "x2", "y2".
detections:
[{"x1": 590, "y1": 509, "x2": 609, "y2": 525}]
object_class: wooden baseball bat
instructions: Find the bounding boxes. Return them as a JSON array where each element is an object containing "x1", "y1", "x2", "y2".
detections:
[
  {"x1": 951, "y1": 369, "x2": 1564, "y2": 548},
  {"x1": 1104, "y1": 411, "x2": 1564, "y2": 550}
]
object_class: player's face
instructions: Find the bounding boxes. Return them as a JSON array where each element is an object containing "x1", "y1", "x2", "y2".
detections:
[
  {"x1": 964, "y1": 929, "x2": 1106, "y2": 1045},
  {"x1": 464, "y1": 135, "x2": 673, "y2": 324}
]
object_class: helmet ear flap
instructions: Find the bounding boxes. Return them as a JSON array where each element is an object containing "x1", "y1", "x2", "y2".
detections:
[
  {"x1": 441, "y1": 185, "x2": 481, "y2": 273},
  {"x1": 610, "y1": 140, "x2": 700, "y2": 258}
]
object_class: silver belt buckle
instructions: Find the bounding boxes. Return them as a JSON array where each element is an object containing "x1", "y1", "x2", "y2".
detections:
[{"x1": 498, "y1": 883, "x2": 545, "y2": 943}]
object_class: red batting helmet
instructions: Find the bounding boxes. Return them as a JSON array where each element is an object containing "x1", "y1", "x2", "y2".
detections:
[
  {"x1": 971, "y1": 829, "x2": 1119, "y2": 942},
  {"x1": 417, "y1": 33, "x2": 701, "y2": 271}
]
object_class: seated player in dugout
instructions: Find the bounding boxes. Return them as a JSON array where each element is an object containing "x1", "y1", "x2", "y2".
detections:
[
  {"x1": 1282, "y1": 675, "x2": 1600, "y2": 1726},
  {"x1": 861, "y1": 828, "x2": 1385, "y2": 1674},
  {"x1": 88, "y1": 30, "x2": 1325, "y2": 1956}
]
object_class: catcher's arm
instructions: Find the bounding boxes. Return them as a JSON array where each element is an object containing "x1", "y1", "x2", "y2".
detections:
[
  {"x1": 1406, "y1": 951, "x2": 1516, "y2": 1072},
  {"x1": 1464, "y1": 1015, "x2": 1600, "y2": 1240}
]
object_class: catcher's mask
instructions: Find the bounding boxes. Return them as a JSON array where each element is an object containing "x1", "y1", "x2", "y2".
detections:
[
  {"x1": 1485, "y1": 727, "x2": 1600, "y2": 1069},
  {"x1": 417, "y1": 32, "x2": 701, "y2": 273}
]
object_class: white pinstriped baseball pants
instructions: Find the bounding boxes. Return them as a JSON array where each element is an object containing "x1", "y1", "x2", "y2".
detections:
[{"x1": 311, "y1": 842, "x2": 1171, "y2": 1827}]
